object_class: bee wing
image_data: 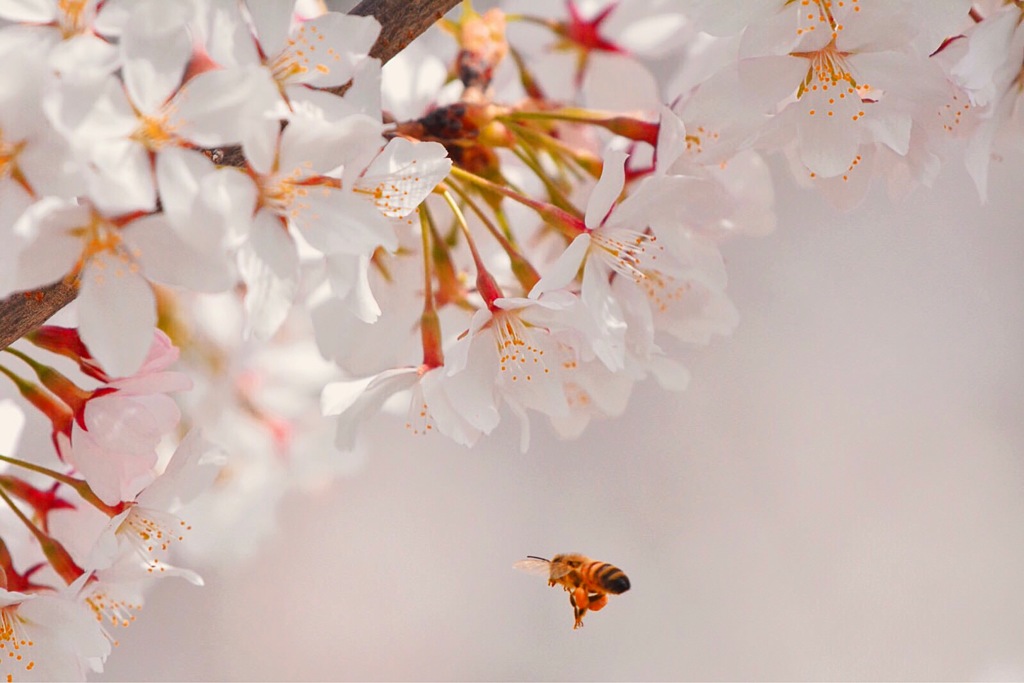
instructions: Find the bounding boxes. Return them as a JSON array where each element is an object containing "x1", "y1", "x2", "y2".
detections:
[
  {"x1": 513, "y1": 558, "x2": 553, "y2": 576},
  {"x1": 513, "y1": 558, "x2": 575, "y2": 580}
]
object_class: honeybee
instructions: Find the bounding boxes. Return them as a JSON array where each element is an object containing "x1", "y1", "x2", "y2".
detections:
[{"x1": 513, "y1": 553, "x2": 631, "y2": 629}]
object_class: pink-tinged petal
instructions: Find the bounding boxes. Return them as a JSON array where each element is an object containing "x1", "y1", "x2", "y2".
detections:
[
  {"x1": 85, "y1": 393, "x2": 180, "y2": 456},
  {"x1": 171, "y1": 66, "x2": 280, "y2": 147},
  {"x1": 70, "y1": 424, "x2": 157, "y2": 505},
  {"x1": 14, "y1": 199, "x2": 87, "y2": 290},
  {"x1": 281, "y1": 13, "x2": 380, "y2": 88},
  {"x1": 77, "y1": 256, "x2": 157, "y2": 378},
  {"x1": 84, "y1": 138, "x2": 157, "y2": 213},
  {"x1": 137, "y1": 429, "x2": 226, "y2": 510},
  {"x1": 112, "y1": 369, "x2": 192, "y2": 396},
  {"x1": 126, "y1": 214, "x2": 236, "y2": 292},
  {"x1": 585, "y1": 149, "x2": 628, "y2": 230},
  {"x1": 237, "y1": 210, "x2": 299, "y2": 339},
  {"x1": 98, "y1": 333, "x2": 185, "y2": 390},
  {"x1": 530, "y1": 233, "x2": 591, "y2": 298}
]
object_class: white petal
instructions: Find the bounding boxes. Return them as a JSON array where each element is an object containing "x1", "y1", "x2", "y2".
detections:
[
  {"x1": 358, "y1": 138, "x2": 451, "y2": 218},
  {"x1": 325, "y1": 252, "x2": 381, "y2": 323},
  {"x1": 126, "y1": 214, "x2": 235, "y2": 292},
  {"x1": 0, "y1": 0, "x2": 57, "y2": 22},
  {"x1": 83, "y1": 139, "x2": 157, "y2": 214},
  {"x1": 137, "y1": 429, "x2": 225, "y2": 510},
  {"x1": 77, "y1": 255, "x2": 157, "y2": 378},
  {"x1": 48, "y1": 33, "x2": 120, "y2": 82},
  {"x1": 171, "y1": 66, "x2": 281, "y2": 147},
  {"x1": 155, "y1": 146, "x2": 211, "y2": 227},
  {"x1": 238, "y1": 210, "x2": 299, "y2": 339},
  {"x1": 245, "y1": 0, "x2": 295, "y2": 57},
  {"x1": 585, "y1": 149, "x2": 628, "y2": 230},
  {"x1": 323, "y1": 369, "x2": 419, "y2": 450},
  {"x1": 15, "y1": 200, "x2": 87, "y2": 290},
  {"x1": 530, "y1": 233, "x2": 591, "y2": 298},
  {"x1": 278, "y1": 112, "x2": 383, "y2": 176},
  {"x1": 122, "y1": 0, "x2": 192, "y2": 112},
  {"x1": 281, "y1": 13, "x2": 380, "y2": 88},
  {"x1": 581, "y1": 53, "x2": 660, "y2": 112}
]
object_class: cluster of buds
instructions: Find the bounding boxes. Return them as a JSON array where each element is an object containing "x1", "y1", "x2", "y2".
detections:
[{"x1": 0, "y1": 0, "x2": 1022, "y2": 677}]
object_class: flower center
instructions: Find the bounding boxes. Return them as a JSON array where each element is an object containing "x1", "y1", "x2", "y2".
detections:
[
  {"x1": 57, "y1": 0, "x2": 89, "y2": 39},
  {"x1": 492, "y1": 311, "x2": 548, "y2": 383},
  {"x1": 132, "y1": 113, "x2": 177, "y2": 152},
  {"x1": 0, "y1": 606, "x2": 36, "y2": 677},
  {"x1": 589, "y1": 229, "x2": 659, "y2": 283}
]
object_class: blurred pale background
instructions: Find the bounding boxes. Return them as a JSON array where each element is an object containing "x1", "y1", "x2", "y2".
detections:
[{"x1": 99, "y1": 151, "x2": 1024, "y2": 680}]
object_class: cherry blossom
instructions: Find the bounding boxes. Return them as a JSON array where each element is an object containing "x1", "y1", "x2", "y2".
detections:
[{"x1": 0, "y1": 1, "x2": 1016, "y2": 677}]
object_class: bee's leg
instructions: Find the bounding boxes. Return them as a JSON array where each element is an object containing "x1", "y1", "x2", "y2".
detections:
[
  {"x1": 587, "y1": 592, "x2": 608, "y2": 612},
  {"x1": 571, "y1": 587, "x2": 590, "y2": 629}
]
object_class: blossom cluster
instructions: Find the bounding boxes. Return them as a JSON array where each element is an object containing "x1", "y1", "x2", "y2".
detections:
[{"x1": 0, "y1": 0, "x2": 1021, "y2": 678}]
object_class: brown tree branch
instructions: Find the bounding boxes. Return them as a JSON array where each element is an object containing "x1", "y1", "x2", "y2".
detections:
[
  {"x1": 353, "y1": 0, "x2": 460, "y2": 65},
  {"x1": 0, "y1": 279, "x2": 79, "y2": 350},
  {"x1": 0, "y1": 0, "x2": 461, "y2": 352}
]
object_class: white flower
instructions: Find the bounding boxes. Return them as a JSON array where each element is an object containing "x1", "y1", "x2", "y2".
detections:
[
  {"x1": 0, "y1": 580, "x2": 110, "y2": 682},
  {"x1": 951, "y1": 3, "x2": 1024, "y2": 199},
  {"x1": 82, "y1": 430, "x2": 223, "y2": 585},
  {"x1": 322, "y1": 365, "x2": 484, "y2": 449},
  {"x1": 717, "y1": 0, "x2": 968, "y2": 183}
]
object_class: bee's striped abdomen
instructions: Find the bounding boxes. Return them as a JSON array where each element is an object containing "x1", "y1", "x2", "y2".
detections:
[{"x1": 585, "y1": 562, "x2": 631, "y2": 594}]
